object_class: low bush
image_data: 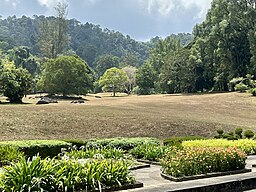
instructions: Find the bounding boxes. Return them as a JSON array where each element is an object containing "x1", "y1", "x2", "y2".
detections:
[
  {"x1": 130, "y1": 144, "x2": 169, "y2": 162},
  {"x1": 244, "y1": 130, "x2": 255, "y2": 139},
  {"x1": 0, "y1": 140, "x2": 71, "y2": 158},
  {"x1": 86, "y1": 137, "x2": 160, "y2": 151},
  {"x1": 0, "y1": 146, "x2": 24, "y2": 166},
  {"x1": 161, "y1": 147, "x2": 246, "y2": 177},
  {"x1": 0, "y1": 156, "x2": 135, "y2": 191},
  {"x1": 183, "y1": 139, "x2": 256, "y2": 155},
  {"x1": 163, "y1": 136, "x2": 205, "y2": 147},
  {"x1": 65, "y1": 147, "x2": 126, "y2": 160}
]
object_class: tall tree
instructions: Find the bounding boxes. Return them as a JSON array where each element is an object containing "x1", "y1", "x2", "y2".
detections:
[
  {"x1": 38, "y1": 55, "x2": 94, "y2": 96},
  {"x1": 38, "y1": 2, "x2": 70, "y2": 58},
  {"x1": 99, "y1": 67, "x2": 128, "y2": 96}
]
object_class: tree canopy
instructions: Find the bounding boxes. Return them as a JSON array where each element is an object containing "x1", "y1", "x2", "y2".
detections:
[
  {"x1": 99, "y1": 67, "x2": 128, "y2": 96},
  {"x1": 38, "y1": 55, "x2": 94, "y2": 96}
]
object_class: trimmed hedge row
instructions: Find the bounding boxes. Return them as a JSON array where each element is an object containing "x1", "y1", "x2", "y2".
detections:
[
  {"x1": 0, "y1": 140, "x2": 71, "y2": 158},
  {"x1": 84, "y1": 137, "x2": 160, "y2": 151}
]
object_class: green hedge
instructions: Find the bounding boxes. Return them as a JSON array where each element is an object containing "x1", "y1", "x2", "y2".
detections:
[
  {"x1": 86, "y1": 137, "x2": 160, "y2": 151},
  {"x1": 0, "y1": 146, "x2": 24, "y2": 166},
  {"x1": 163, "y1": 136, "x2": 205, "y2": 147},
  {"x1": 0, "y1": 140, "x2": 71, "y2": 158}
]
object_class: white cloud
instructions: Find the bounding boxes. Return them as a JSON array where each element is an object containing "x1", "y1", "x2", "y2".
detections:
[
  {"x1": 138, "y1": 0, "x2": 211, "y2": 18},
  {"x1": 181, "y1": 0, "x2": 212, "y2": 19},
  {"x1": 3, "y1": 0, "x2": 20, "y2": 8}
]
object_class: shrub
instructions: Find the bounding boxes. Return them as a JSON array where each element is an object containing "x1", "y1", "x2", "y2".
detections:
[
  {"x1": 0, "y1": 140, "x2": 71, "y2": 158},
  {"x1": 250, "y1": 88, "x2": 256, "y2": 96},
  {"x1": 0, "y1": 146, "x2": 24, "y2": 166},
  {"x1": 0, "y1": 156, "x2": 135, "y2": 191},
  {"x1": 235, "y1": 128, "x2": 243, "y2": 139},
  {"x1": 244, "y1": 130, "x2": 255, "y2": 139},
  {"x1": 235, "y1": 83, "x2": 248, "y2": 92},
  {"x1": 183, "y1": 139, "x2": 256, "y2": 155},
  {"x1": 65, "y1": 147, "x2": 126, "y2": 160},
  {"x1": 163, "y1": 136, "x2": 204, "y2": 147},
  {"x1": 161, "y1": 147, "x2": 246, "y2": 177},
  {"x1": 86, "y1": 137, "x2": 160, "y2": 151},
  {"x1": 130, "y1": 144, "x2": 169, "y2": 162}
]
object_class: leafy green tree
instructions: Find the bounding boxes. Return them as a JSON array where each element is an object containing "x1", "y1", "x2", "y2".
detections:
[
  {"x1": 135, "y1": 62, "x2": 156, "y2": 95},
  {"x1": 38, "y1": 55, "x2": 94, "y2": 96},
  {"x1": 99, "y1": 67, "x2": 128, "y2": 97},
  {"x1": 0, "y1": 61, "x2": 32, "y2": 103}
]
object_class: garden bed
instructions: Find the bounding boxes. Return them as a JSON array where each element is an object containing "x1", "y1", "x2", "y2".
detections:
[{"x1": 161, "y1": 169, "x2": 252, "y2": 182}]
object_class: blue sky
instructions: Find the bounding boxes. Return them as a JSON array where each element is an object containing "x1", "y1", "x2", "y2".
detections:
[{"x1": 0, "y1": 0, "x2": 212, "y2": 41}]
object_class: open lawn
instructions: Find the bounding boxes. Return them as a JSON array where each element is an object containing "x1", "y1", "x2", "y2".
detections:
[{"x1": 0, "y1": 92, "x2": 256, "y2": 141}]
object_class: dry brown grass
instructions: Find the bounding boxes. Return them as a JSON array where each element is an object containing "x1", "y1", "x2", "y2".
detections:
[{"x1": 0, "y1": 92, "x2": 256, "y2": 141}]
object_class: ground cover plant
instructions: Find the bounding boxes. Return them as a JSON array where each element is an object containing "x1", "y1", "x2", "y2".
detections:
[
  {"x1": 1, "y1": 92, "x2": 256, "y2": 140},
  {"x1": 0, "y1": 156, "x2": 135, "y2": 191},
  {"x1": 161, "y1": 147, "x2": 246, "y2": 177},
  {"x1": 183, "y1": 139, "x2": 256, "y2": 155}
]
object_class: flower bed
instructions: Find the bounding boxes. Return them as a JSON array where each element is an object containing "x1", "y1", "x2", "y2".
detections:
[{"x1": 161, "y1": 147, "x2": 247, "y2": 178}]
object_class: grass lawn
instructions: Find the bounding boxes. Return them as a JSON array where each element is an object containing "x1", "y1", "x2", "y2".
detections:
[{"x1": 0, "y1": 92, "x2": 255, "y2": 141}]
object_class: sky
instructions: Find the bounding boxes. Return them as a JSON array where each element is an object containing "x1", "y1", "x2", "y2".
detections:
[{"x1": 0, "y1": 0, "x2": 213, "y2": 41}]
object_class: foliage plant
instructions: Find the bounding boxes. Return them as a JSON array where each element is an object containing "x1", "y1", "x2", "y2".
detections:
[
  {"x1": 0, "y1": 156, "x2": 135, "y2": 191},
  {"x1": 161, "y1": 147, "x2": 246, "y2": 177},
  {"x1": 65, "y1": 147, "x2": 126, "y2": 160},
  {"x1": 130, "y1": 144, "x2": 169, "y2": 162},
  {"x1": 0, "y1": 146, "x2": 24, "y2": 166},
  {"x1": 183, "y1": 139, "x2": 256, "y2": 155}
]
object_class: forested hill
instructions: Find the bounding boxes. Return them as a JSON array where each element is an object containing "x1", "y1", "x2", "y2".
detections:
[{"x1": 0, "y1": 15, "x2": 192, "y2": 68}]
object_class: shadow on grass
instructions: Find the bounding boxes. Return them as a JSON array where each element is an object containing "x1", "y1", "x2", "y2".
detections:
[
  {"x1": 164, "y1": 91, "x2": 229, "y2": 97},
  {"x1": 0, "y1": 101, "x2": 32, "y2": 105},
  {"x1": 45, "y1": 95, "x2": 89, "y2": 101}
]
